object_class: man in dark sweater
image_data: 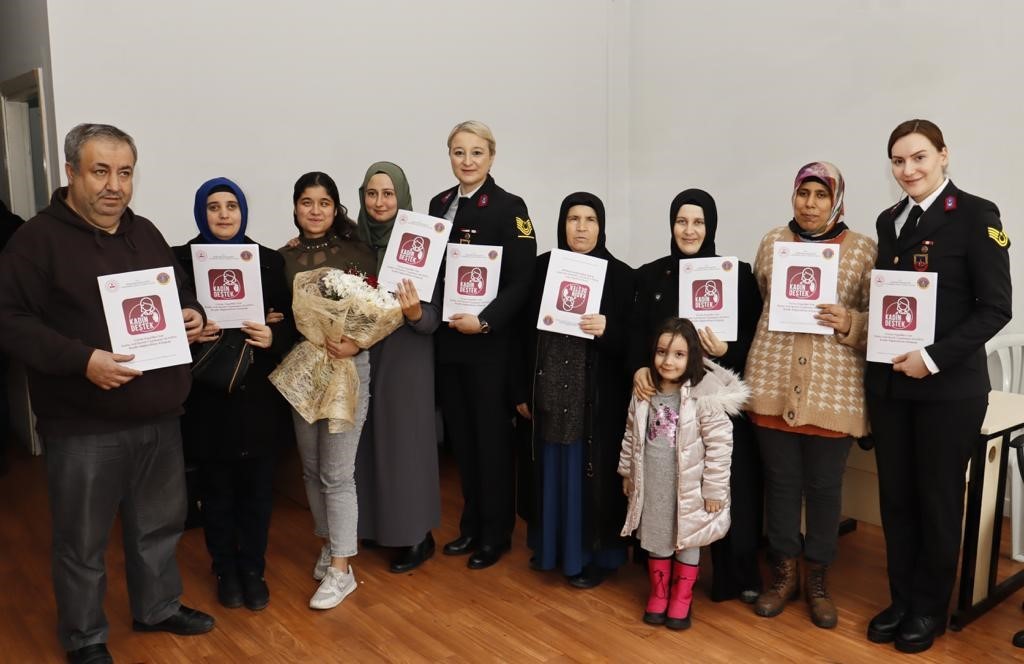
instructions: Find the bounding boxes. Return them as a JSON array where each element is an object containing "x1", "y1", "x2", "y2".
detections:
[
  {"x1": 0, "y1": 199, "x2": 23, "y2": 476},
  {"x1": 0, "y1": 124, "x2": 214, "y2": 664}
]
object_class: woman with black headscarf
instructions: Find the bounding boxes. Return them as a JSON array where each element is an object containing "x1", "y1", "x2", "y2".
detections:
[
  {"x1": 631, "y1": 189, "x2": 763, "y2": 603},
  {"x1": 514, "y1": 192, "x2": 634, "y2": 588},
  {"x1": 173, "y1": 177, "x2": 295, "y2": 611}
]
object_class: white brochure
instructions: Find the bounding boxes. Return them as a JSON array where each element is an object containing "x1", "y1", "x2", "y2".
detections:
[
  {"x1": 767, "y1": 241, "x2": 840, "y2": 335},
  {"x1": 866, "y1": 269, "x2": 938, "y2": 363},
  {"x1": 97, "y1": 266, "x2": 193, "y2": 371},
  {"x1": 443, "y1": 244, "x2": 503, "y2": 319},
  {"x1": 536, "y1": 249, "x2": 607, "y2": 340},
  {"x1": 377, "y1": 210, "x2": 452, "y2": 298},
  {"x1": 190, "y1": 244, "x2": 264, "y2": 328},
  {"x1": 677, "y1": 256, "x2": 739, "y2": 341}
]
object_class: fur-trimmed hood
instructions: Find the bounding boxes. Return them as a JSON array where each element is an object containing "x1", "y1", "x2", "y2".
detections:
[{"x1": 690, "y1": 358, "x2": 751, "y2": 417}]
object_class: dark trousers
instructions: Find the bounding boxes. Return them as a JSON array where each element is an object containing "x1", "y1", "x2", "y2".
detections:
[
  {"x1": 438, "y1": 362, "x2": 515, "y2": 547},
  {"x1": 755, "y1": 426, "x2": 853, "y2": 565},
  {"x1": 710, "y1": 415, "x2": 763, "y2": 599},
  {"x1": 868, "y1": 393, "x2": 987, "y2": 618},
  {"x1": 199, "y1": 454, "x2": 275, "y2": 576},
  {"x1": 46, "y1": 420, "x2": 186, "y2": 651}
]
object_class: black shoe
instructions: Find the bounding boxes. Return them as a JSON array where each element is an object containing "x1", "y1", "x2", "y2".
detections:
[
  {"x1": 567, "y1": 565, "x2": 613, "y2": 589},
  {"x1": 867, "y1": 604, "x2": 907, "y2": 644},
  {"x1": 132, "y1": 605, "x2": 215, "y2": 635},
  {"x1": 467, "y1": 543, "x2": 508, "y2": 570},
  {"x1": 67, "y1": 643, "x2": 113, "y2": 664},
  {"x1": 739, "y1": 589, "x2": 760, "y2": 605},
  {"x1": 216, "y1": 571, "x2": 243, "y2": 609},
  {"x1": 1014, "y1": 629, "x2": 1024, "y2": 648},
  {"x1": 443, "y1": 534, "x2": 477, "y2": 556},
  {"x1": 895, "y1": 614, "x2": 945, "y2": 654},
  {"x1": 240, "y1": 571, "x2": 269, "y2": 611},
  {"x1": 390, "y1": 533, "x2": 436, "y2": 573}
]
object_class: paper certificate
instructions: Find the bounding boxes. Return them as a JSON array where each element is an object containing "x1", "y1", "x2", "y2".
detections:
[
  {"x1": 97, "y1": 267, "x2": 193, "y2": 371},
  {"x1": 442, "y1": 244, "x2": 503, "y2": 319},
  {"x1": 377, "y1": 211, "x2": 452, "y2": 297},
  {"x1": 767, "y1": 242, "x2": 840, "y2": 335},
  {"x1": 677, "y1": 256, "x2": 739, "y2": 341},
  {"x1": 190, "y1": 244, "x2": 265, "y2": 328},
  {"x1": 536, "y1": 249, "x2": 607, "y2": 340},
  {"x1": 866, "y1": 269, "x2": 938, "y2": 363}
]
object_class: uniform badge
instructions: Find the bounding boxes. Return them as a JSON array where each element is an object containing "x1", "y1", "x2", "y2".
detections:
[
  {"x1": 944, "y1": 195, "x2": 957, "y2": 211},
  {"x1": 912, "y1": 254, "x2": 928, "y2": 271},
  {"x1": 477, "y1": 194, "x2": 489, "y2": 208},
  {"x1": 441, "y1": 191, "x2": 454, "y2": 205},
  {"x1": 516, "y1": 217, "x2": 535, "y2": 239},
  {"x1": 987, "y1": 226, "x2": 1011, "y2": 248}
]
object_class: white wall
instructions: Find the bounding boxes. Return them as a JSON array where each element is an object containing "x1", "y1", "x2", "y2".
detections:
[
  {"x1": 46, "y1": 0, "x2": 621, "y2": 253},
  {"x1": 0, "y1": 0, "x2": 60, "y2": 206},
  {"x1": 629, "y1": 0, "x2": 1021, "y2": 331},
  {"x1": 42, "y1": 0, "x2": 1022, "y2": 331}
]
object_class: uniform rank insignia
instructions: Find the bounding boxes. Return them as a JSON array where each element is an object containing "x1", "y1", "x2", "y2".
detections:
[
  {"x1": 987, "y1": 227, "x2": 1010, "y2": 248},
  {"x1": 516, "y1": 217, "x2": 535, "y2": 239}
]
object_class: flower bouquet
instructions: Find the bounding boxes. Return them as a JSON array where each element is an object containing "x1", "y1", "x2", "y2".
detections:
[{"x1": 270, "y1": 267, "x2": 403, "y2": 432}]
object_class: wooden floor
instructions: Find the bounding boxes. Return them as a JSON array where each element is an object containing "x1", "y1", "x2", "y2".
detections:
[{"x1": 3, "y1": 445, "x2": 1024, "y2": 663}]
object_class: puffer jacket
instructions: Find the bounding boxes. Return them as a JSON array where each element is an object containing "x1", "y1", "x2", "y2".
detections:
[{"x1": 618, "y1": 359, "x2": 750, "y2": 549}]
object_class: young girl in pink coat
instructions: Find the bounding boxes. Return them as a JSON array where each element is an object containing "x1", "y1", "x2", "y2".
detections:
[{"x1": 619, "y1": 317, "x2": 750, "y2": 629}]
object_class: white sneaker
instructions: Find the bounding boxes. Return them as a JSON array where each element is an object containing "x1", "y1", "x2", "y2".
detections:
[
  {"x1": 313, "y1": 544, "x2": 331, "y2": 581},
  {"x1": 309, "y1": 566, "x2": 357, "y2": 610}
]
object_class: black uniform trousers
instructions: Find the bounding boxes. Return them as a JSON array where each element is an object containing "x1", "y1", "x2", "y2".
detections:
[
  {"x1": 868, "y1": 393, "x2": 988, "y2": 618},
  {"x1": 439, "y1": 361, "x2": 515, "y2": 547},
  {"x1": 199, "y1": 453, "x2": 276, "y2": 577}
]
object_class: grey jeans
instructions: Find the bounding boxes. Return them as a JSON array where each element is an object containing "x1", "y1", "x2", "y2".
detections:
[
  {"x1": 293, "y1": 352, "x2": 370, "y2": 559},
  {"x1": 46, "y1": 420, "x2": 186, "y2": 651}
]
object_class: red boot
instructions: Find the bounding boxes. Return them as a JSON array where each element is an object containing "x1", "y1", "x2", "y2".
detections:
[
  {"x1": 665, "y1": 560, "x2": 698, "y2": 630},
  {"x1": 643, "y1": 557, "x2": 672, "y2": 625}
]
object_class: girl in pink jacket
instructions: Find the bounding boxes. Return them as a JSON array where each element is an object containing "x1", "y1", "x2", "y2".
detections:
[{"x1": 619, "y1": 317, "x2": 750, "y2": 629}]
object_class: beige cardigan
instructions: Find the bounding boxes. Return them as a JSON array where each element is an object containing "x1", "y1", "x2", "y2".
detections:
[
  {"x1": 618, "y1": 360, "x2": 750, "y2": 550},
  {"x1": 744, "y1": 226, "x2": 877, "y2": 438}
]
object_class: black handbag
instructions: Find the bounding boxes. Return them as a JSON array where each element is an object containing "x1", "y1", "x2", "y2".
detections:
[{"x1": 190, "y1": 328, "x2": 253, "y2": 393}]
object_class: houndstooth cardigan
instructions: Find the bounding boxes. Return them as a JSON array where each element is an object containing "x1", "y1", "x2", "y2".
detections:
[{"x1": 744, "y1": 226, "x2": 877, "y2": 438}]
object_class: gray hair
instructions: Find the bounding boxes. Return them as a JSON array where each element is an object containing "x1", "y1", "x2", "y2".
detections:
[{"x1": 64, "y1": 123, "x2": 138, "y2": 170}]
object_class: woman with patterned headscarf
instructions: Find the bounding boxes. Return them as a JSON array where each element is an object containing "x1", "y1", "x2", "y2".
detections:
[
  {"x1": 744, "y1": 162, "x2": 876, "y2": 628},
  {"x1": 352, "y1": 162, "x2": 443, "y2": 574}
]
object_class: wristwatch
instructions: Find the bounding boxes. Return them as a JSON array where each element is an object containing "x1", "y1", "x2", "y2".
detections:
[{"x1": 479, "y1": 319, "x2": 491, "y2": 334}]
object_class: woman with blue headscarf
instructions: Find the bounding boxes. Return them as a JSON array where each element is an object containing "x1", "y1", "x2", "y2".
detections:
[{"x1": 173, "y1": 177, "x2": 295, "y2": 612}]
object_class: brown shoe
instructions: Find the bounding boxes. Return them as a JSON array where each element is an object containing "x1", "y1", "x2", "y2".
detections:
[
  {"x1": 754, "y1": 556, "x2": 799, "y2": 618},
  {"x1": 805, "y1": 562, "x2": 838, "y2": 629}
]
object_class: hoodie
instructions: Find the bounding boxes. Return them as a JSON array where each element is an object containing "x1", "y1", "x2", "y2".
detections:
[{"x1": 0, "y1": 188, "x2": 203, "y2": 436}]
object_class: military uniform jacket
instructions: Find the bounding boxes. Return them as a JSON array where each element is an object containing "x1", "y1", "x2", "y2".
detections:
[
  {"x1": 429, "y1": 174, "x2": 537, "y2": 364},
  {"x1": 865, "y1": 181, "x2": 1012, "y2": 401}
]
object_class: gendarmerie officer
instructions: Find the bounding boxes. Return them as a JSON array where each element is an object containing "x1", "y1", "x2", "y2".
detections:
[
  {"x1": 430, "y1": 120, "x2": 537, "y2": 569},
  {"x1": 865, "y1": 119, "x2": 1012, "y2": 654}
]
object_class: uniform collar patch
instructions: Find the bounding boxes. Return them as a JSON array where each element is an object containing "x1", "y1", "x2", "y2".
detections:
[
  {"x1": 477, "y1": 194, "x2": 489, "y2": 208},
  {"x1": 944, "y1": 195, "x2": 957, "y2": 211}
]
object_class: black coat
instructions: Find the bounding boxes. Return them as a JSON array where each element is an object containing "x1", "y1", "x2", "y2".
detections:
[
  {"x1": 865, "y1": 182, "x2": 1012, "y2": 400},
  {"x1": 173, "y1": 238, "x2": 296, "y2": 459},
  {"x1": 429, "y1": 174, "x2": 537, "y2": 364},
  {"x1": 514, "y1": 249, "x2": 634, "y2": 550},
  {"x1": 630, "y1": 255, "x2": 762, "y2": 377}
]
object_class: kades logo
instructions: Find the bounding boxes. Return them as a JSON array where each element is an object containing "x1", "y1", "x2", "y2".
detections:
[
  {"x1": 786, "y1": 266, "x2": 820, "y2": 300},
  {"x1": 122, "y1": 296, "x2": 167, "y2": 335},
  {"x1": 397, "y1": 233, "x2": 429, "y2": 267},
  {"x1": 882, "y1": 295, "x2": 916, "y2": 331},
  {"x1": 692, "y1": 279, "x2": 723, "y2": 311},
  {"x1": 457, "y1": 266, "x2": 487, "y2": 296},
  {"x1": 557, "y1": 281, "x2": 589, "y2": 313},
  {"x1": 209, "y1": 269, "x2": 245, "y2": 300}
]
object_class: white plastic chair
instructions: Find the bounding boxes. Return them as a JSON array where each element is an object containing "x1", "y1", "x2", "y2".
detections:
[{"x1": 986, "y1": 334, "x2": 1024, "y2": 561}]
